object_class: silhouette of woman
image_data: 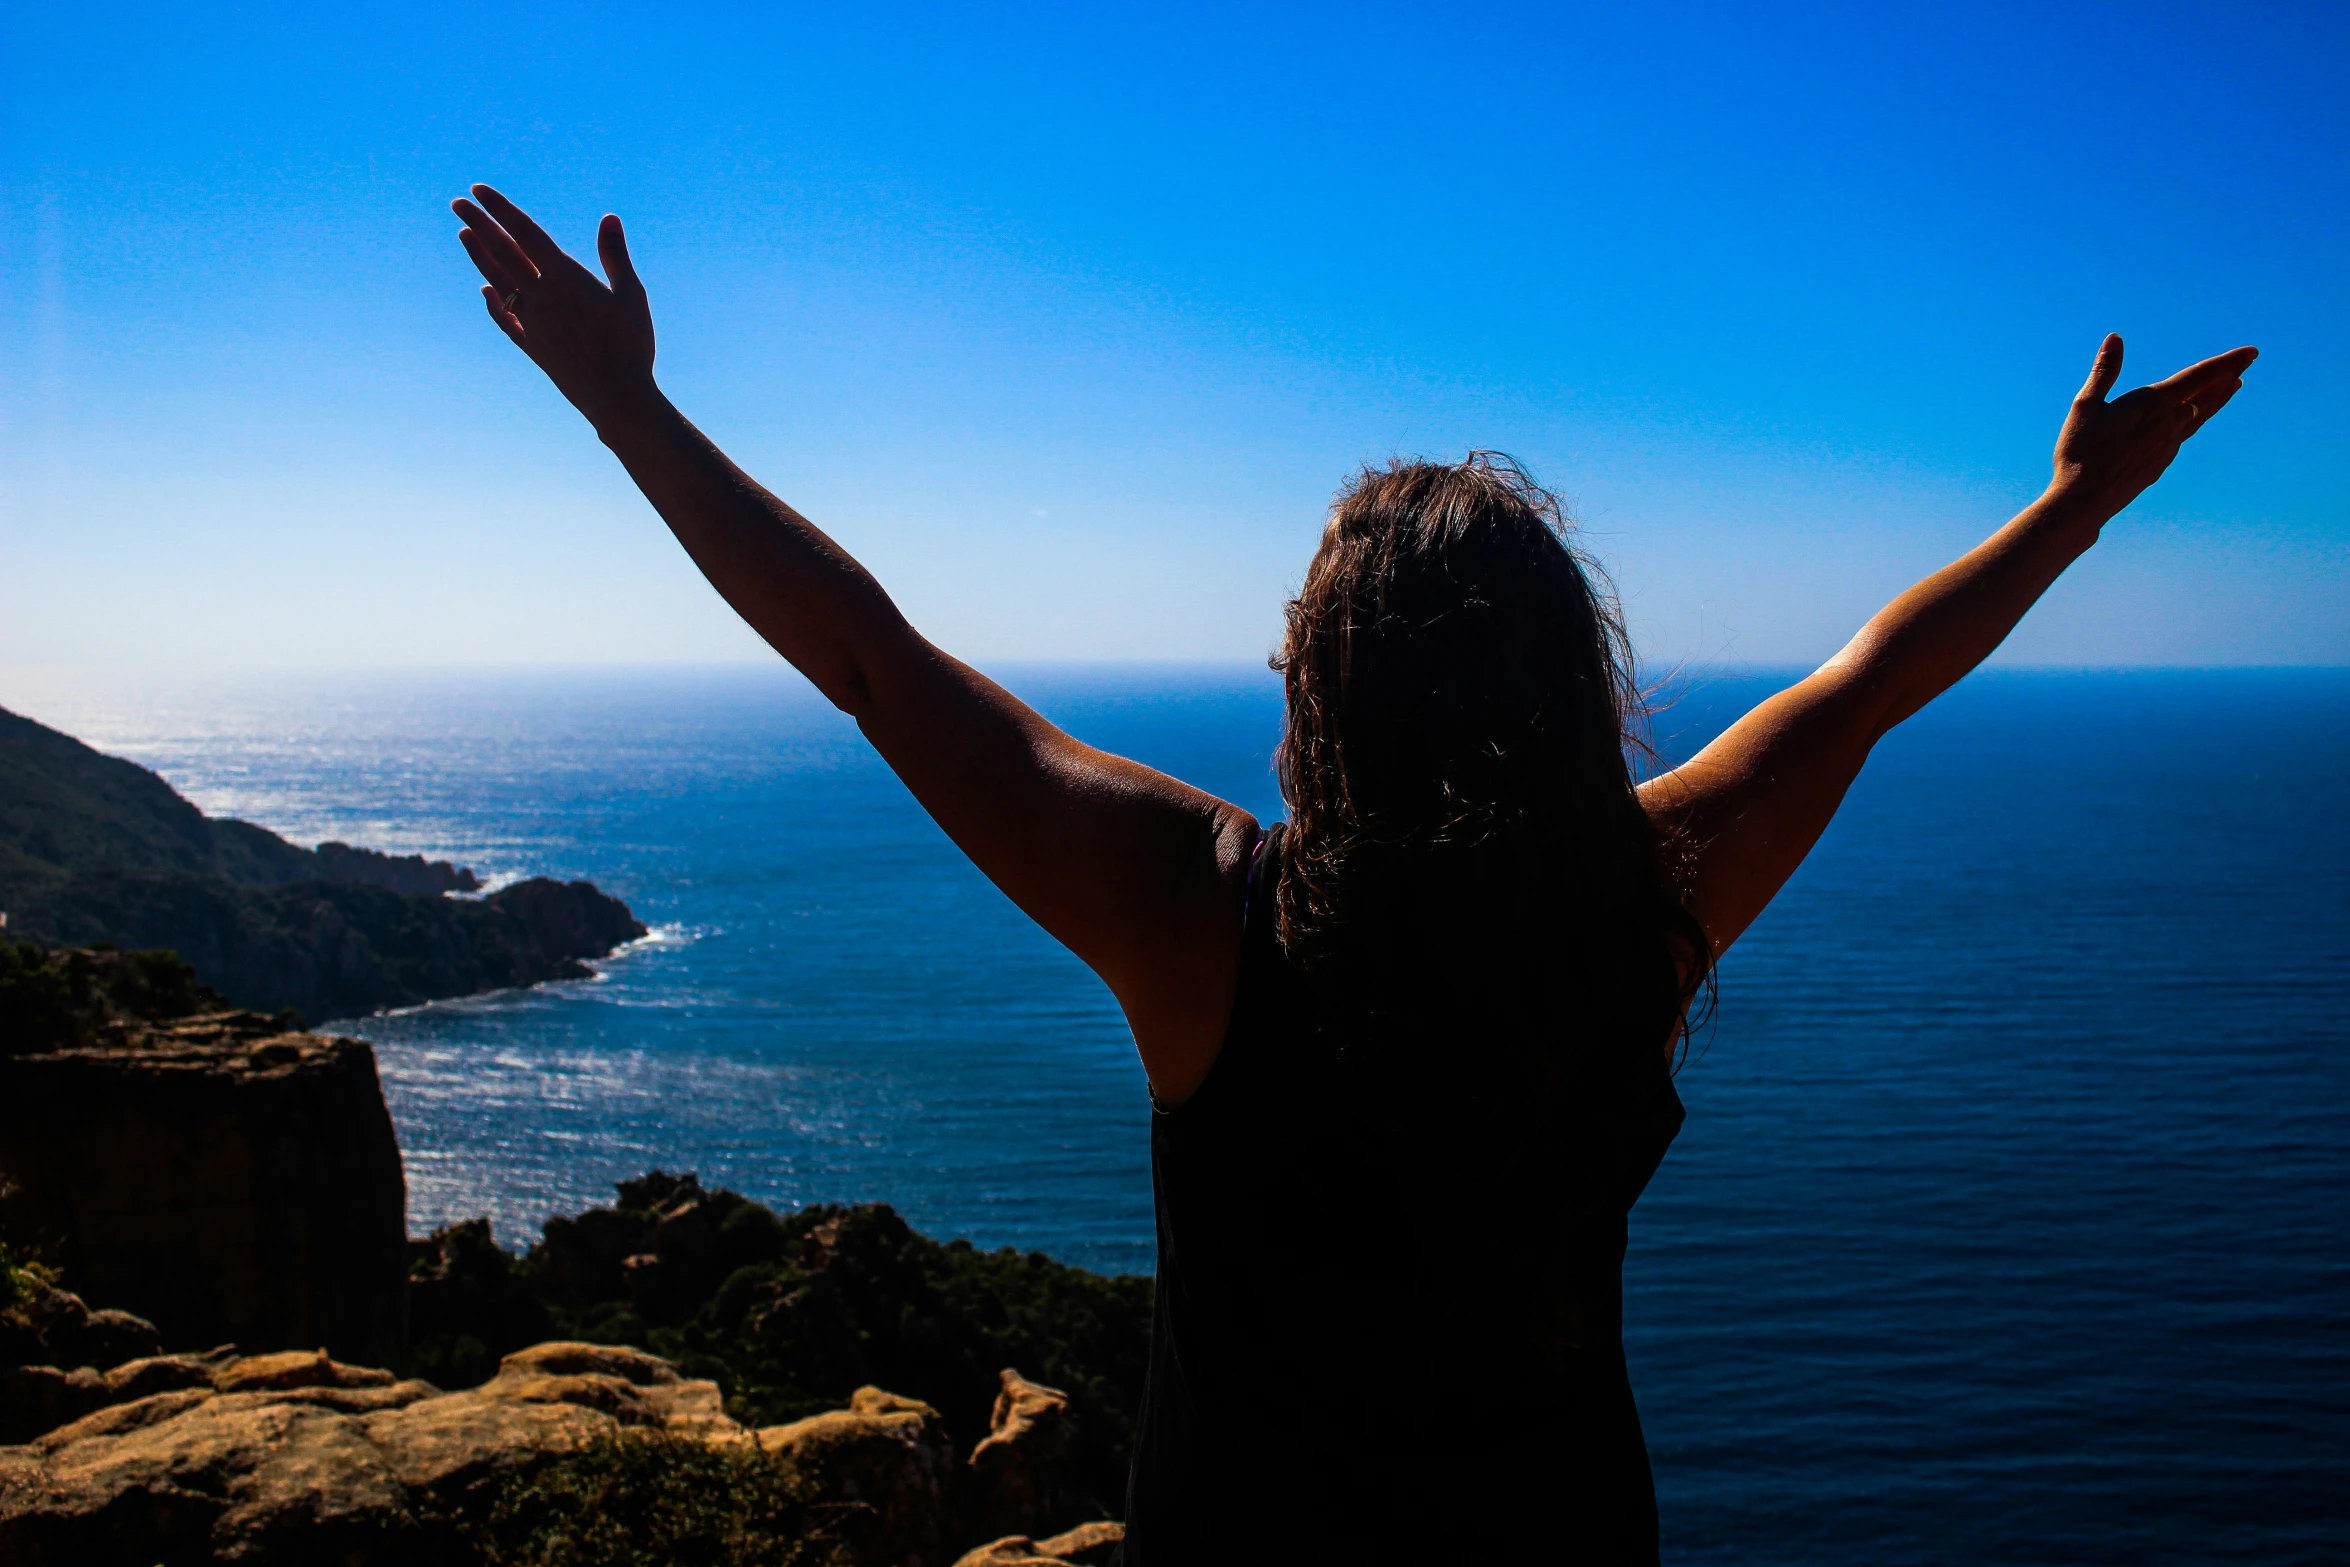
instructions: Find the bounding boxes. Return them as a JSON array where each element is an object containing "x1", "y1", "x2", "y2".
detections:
[{"x1": 456, "y1": 186, "x2": 2256, "y2": 1566}]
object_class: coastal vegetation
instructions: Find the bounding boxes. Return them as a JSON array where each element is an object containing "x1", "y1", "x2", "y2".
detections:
[
  {"x1": 425, "y1": 1432, "x2": 842, "y2": 1567},
  {"x1": 409, "y1": 1174, "x2": 1153, "y2": 1519},
  {"x1": 0, "y1": 705, "x2": 644, "y2": 1020},
  {"x1": 0, "y1": 939, "x2": 232, "y2": 1053}
]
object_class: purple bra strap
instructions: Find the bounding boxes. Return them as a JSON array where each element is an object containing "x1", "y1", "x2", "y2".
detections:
[{"x1": 1243, "y1": 828, "x2": 1270, "y2": 931}]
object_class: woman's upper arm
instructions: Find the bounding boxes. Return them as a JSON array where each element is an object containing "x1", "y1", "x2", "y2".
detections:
[
  {"x1": 851, "y1": 637, "x2": 1257, "y2": 1101},
  {"x1": 1637, "y1": 665, "x2": 1883, "y2": 959}
]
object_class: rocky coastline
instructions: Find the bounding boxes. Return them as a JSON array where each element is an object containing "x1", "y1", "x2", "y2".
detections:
[
  {"x1": 0, "y1": 946, "x2": 1144, "y2": 1564},
  {"x1": 0, "y1": 704, "x2": 644, "y2": 1021}
]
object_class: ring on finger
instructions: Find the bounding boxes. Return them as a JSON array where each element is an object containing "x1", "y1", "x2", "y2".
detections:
[
  {"x1": 2183, "y1": 401, "x2": 2199, "y2": 420},
  {"x1": 501, "y1": 287, "x2": 524, "y2": 315}
]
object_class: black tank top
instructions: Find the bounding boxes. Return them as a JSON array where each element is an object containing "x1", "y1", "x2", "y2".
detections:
[{"x1": 1120, "y1": 826, "x2": 1684, "y2": 1566}]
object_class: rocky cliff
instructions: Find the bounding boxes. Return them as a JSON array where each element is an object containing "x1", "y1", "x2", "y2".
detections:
[
  {"x1": 0, "y1": 932, "x2": 1154, "y2": 1562},
  {"x1": 0, "y1": 999, "x2": 409, "y2": 1369},
  {"x1": 0, "y1": 704, "x2": 644, "y2": 1019}
]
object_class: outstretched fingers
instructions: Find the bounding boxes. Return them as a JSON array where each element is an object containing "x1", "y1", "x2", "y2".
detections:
[
  {"x1": 469, "y1": 184, "x2": 566, "y2": 270},
  {"x1": 457, "y1": 222, "x2": 532, "y2": 295},
  {"x1": 2150, "y1": 346, "x2": 2260, "y2": 403},
  {"x1": 454, "y1": 198, "x2": 538, "y2": 285}
]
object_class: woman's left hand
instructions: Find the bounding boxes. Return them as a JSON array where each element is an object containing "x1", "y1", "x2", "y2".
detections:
[
  {"x1": 2047, "y1": 334, "x2": 2258, "y2": 524},
  {"x1": 453, "y1": 184, "x2": 659, "y2": 429}
]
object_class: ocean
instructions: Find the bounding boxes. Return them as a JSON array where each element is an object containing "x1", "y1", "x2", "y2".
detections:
[{"x1": 10, "y1": 664, "x2": 2345, "y2": 1564}]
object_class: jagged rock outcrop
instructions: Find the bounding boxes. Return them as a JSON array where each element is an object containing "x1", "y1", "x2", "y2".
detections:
[
  {"x1": 0, "y1": 1280, "x2": 183, "y2": 1443},
  {"x1": 313, "y1": 842, "x2": 481, "y2": 896},
  {"x1": 746, "y1": 1366, "x2": 1091, "y2": 1564},
  {"x1": 0, "y1": 1009, "x2": 408, "y2": 1367},
  {"x1": 0, "y1": 705, "x2": 645, "y2": 1020},
  {"x1": 953, "y1": 1521, "x2": 1126, "y2": 1567},
  {"x1": 762, "y1": 1385, "x2": 958, "y2": 1565},
  {"x1": 0, "y1": 1273, "x2": 163, "y2": 1380},
  {"x1": 963, "y1": 1368, "x2": 1083, "y2": 1544},
  {"x1": 0, "y1": 1340, "x2": 1125, "y2": 1567}
]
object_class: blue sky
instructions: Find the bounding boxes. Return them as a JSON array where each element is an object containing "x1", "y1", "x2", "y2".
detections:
[{"x1": 2, "y1": 1, "x2": 2342, "y2": 674}]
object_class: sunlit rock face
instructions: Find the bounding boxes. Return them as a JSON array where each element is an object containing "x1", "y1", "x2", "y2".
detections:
[
  {"x1": 0, "y1": 1342, "x2": 1126, "y2": 1567},
  {"x1": 0, "y1": 1342, "x2": 726, "y2": 1566}
]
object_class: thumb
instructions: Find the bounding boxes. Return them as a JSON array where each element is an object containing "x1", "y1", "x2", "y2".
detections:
[
  {"x1": 599, "y1": 214, "x2": 649, "y2": 312},
  {"x1": 2076, "y1": 333, "x2": 2123, "y2": 404}
]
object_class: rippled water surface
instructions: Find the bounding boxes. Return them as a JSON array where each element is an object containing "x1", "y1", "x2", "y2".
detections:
[{"x1": 10, "y1": 664, "x2": 2345, "y2": 1565}]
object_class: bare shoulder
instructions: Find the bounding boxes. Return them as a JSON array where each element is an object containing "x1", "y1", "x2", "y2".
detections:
[
  {"x1": 1119, "y1": 795, "x2": 1259, "y2": 1110},
  {"x1": 1211, "y1": 798, "x2": 1263, "y2": 898}
]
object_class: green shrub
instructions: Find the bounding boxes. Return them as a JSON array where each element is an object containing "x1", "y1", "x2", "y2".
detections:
[
  {"x1": 0, "y1": 939, "x2": 228, "y2": 1054},
  {"x1": 0, "y1": 940, "x2": 79, "y2": 1053},
  {"x1": 675, "y1": 1204, "x2": 1154, "y2": 1486},
  {"x1": 438, "y1": 1432, "x2": 844, "y2": 1567},
  {"x1": 0, "y1": 1240, "x2": 64, "y2": 1366},
  {"x1": 408, "y1": 1175, "x2": 1154, "y2": 1519},
  {"x1": 0, "y1": 1240, "x2": 59, "y2": 1311},
  {"x1": 405, "y1": 1218, "x2": 554, "y2": 1387}
]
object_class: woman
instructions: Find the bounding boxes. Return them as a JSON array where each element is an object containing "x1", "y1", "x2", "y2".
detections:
[{"x1": 454, "y1": 186, "x2": 2255, "y2": 1564}]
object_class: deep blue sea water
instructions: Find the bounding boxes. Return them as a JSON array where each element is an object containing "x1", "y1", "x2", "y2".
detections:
[{"x1": 10, "y1": 664, "x2": 2345, "y2": 1564}]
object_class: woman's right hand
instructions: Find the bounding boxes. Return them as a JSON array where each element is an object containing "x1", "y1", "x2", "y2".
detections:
[
  {"x1": 1643, "y1": 332, "x2": 2260, "y2": 980},
  {"x1": 453, "y1": 185, "x2": 659, "y2": 430},
  {"x1": 2047, "y1": 334, "x2": 2258, "y2": 525}
]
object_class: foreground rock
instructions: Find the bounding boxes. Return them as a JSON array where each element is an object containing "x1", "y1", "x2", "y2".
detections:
[
  {"x1": 0, "y1": 1340, "x2": 1122, "y2": 1567},
  {"x1": 762, "y1": 1385, "x2": 958, "y2": 1565},
  {"x1": 0, "y1": 1337, "x2": 215, "y2": 1446},
  {"x1": 0, "y1": 1009, "x2": 407, "y2": 1367},
  {"x1": 954, "y1": 1522, "x2": 1126, "y2": 1566},
  {"x1": 964, "y1": 1369, "x2": 1083, "y2": 1543},
  {"x1": 0, "y1": 1274, "x2": 163, "y2": 1395},
  {"x1": 0, "y1": 1342, "x2": 717, "y2": 1565},
  {"x1": 757, "y1": 1367, "x2": 1102, "y2": 1564}
]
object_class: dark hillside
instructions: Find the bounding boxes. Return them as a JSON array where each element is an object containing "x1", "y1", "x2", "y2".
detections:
[
  {"x1": 0, "y1": 704, "x2": 643, "y2": 1020},
  {"x1": 0, "y1": 705, "x2": 313, "y2": 885}
]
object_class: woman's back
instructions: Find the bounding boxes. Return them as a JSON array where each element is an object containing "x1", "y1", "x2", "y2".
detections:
[{"x1": 1123, "y1": 827, "x2": 1685, "y2": 1565}]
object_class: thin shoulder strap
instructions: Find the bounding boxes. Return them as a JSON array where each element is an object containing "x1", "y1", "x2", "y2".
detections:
[{"x1": 1243, "y1": 823, "x2": 1280, "y2": 936}]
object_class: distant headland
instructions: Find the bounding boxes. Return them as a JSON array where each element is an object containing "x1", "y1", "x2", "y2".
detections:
[{"x1": 0, "y1": 704, "x2": 644, "y2": 1021}]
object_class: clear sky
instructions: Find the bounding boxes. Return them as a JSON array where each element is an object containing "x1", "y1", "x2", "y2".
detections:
[{"x1": 2, "y1": 1, "x2": 2342, "y2": 676}]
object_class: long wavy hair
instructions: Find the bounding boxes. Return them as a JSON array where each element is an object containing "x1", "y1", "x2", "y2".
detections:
[{"x1": 1272, "y1": 453, "x2": 1710, "y2": 1077}]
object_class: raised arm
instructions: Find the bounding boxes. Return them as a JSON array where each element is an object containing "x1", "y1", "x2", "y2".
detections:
[
  {"x1": 1640, "y1": 334, "x2": 2258, "y2": 965},
  {"x1": 453, "y1": 187, "x2": 1255, "y2": 1103}
]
